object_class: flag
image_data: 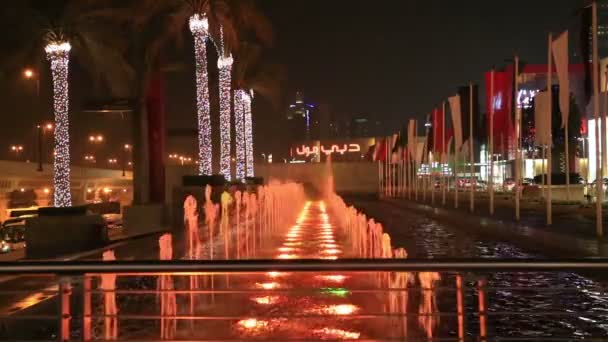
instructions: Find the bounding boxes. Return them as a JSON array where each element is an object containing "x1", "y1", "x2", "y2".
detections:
[
  {"x1": 432, "y1": 107, "x2": 445, "y2": 155},
  {"x1": 373, "y1": 137, "x2": 387, "y2": 161},
  {"x1": 485, "y1": 71, "x2": 513, "y2": 151},
  {"x1": 415, "y1": 138, "x2": 425, "y2": 166},
  {"x1": 534, "y1": 91, "x2": 551, "y2": 146},
  {"x1": 391, "y1": 133, "x2": 400, "y2": 163},
  {"x1": 552, "y1": 30, "x2": 570, "y2": 128},
  {"x1": 408, "y1": 119, "x2": 417, "y2": 160},
  {"x1": 448, "y1": 95, "x2": 463, "y2": 150},
  {"x1": 459, "y1": 84, "x2": 483, "y2": 142}
]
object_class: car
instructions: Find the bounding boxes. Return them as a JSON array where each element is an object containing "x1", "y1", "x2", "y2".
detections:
[{"x1": 503, "y1": 178, "x2": 516, "y2": 192}]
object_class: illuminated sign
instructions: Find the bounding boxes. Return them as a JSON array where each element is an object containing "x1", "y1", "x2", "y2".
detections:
[{"x1": 296, "y1": 143, "x2": 361, "y2": 157}]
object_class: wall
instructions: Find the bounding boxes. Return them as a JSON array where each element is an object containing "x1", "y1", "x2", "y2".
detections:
[{"x1": 255, "y1": 162, "x2": 378, "y2": 195}]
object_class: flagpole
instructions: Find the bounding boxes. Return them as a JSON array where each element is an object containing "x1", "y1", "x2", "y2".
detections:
[
  {"x1": 442, "y1": 101, "x2": 447, "y2": 206},
  {"x1": 515, "y1": 55, "x2": 521, "y2": 220},
  {"x1": 489, "y1": 69, "x2": 495, "y2": 215},
  {"x1": 469, "y1": 82, "x2": 475, "y2": 212},
  {"x1": 593, "y1": 0, "x2": 603, "y2": 237},
  {"x1": 455, "y1": 142, "x2": 459, "y2": 209},
  {"x1": 415, "y1": 121, "x2": 419, "y2": 201},
  {"x1": 431, "y1": 151, "x2": 435, "y2": 204},
  {"x1": 378, "y1": 159, "x2": 382, "y2": 197},
  {"x1": 547, "y1": 33, "x2": 553, "y2": 226},
  {"x1": 385, "y1": 136, "x2": 389, "y2": 197}
]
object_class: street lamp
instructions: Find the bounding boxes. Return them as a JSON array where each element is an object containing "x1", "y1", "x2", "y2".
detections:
[
  {"x1": 122, "y1": 144, "x2": 131, "y2": 176},
  {"x1": 84, "y1": 155, "x2": 96, "y2": 163},
  {"x1": 36, "y1": 122, "x2": 53, "y2": 171},
  {"x1": 10, "y1": 145, "x2": 24, "y2": 160},
  {"x1": 88, "y1": 134, "x2": 104, "y2": 143}
]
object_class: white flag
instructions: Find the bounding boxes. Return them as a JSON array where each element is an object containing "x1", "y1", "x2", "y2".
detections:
[
  {"x1": 534, "y1": 91, "x2": 551, "y2": 146},
  {"x1": 415, "y1": 139, "x2": 425, "y2": 166},
  {"x1": 552, "y1": 30, "x2": 569, "y2": 128},
  {"x1": 449, "y1": 95, "x2": 463, "y2": 150},
  {"x1": 408, "y1": 120, "x2": 416, "y2": 159}
]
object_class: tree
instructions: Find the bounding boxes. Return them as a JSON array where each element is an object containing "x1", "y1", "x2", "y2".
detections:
[
  {"x1": 120, "y1": 0, "x2": 273, "y2": 203},
  {"x1": 0, "y1": 0, "x2": 132, "y2": 207},
  {"x1": 232, "y1": 42, "x2": 286, "y2": 178}
]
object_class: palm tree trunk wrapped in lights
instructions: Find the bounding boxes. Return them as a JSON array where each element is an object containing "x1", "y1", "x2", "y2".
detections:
[
  {"x1": 189, "y1": 14, "x2": 213, "y2": 175},
  {"x1": 234, "y1": 89, "x2": 247, "y2": 180},
  {"x1": 244, "y1": 91, "x2": 255, "y2": 177},
  {"x1": 45, "y1": 41, "x2": 72, "y2": 207},
  {"x1": 218, "y1": 54, "x2": 234, "y2": 180}
]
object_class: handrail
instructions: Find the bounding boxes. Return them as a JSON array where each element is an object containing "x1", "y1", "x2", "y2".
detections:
[{"x1": 1, "y1": 258, "x2": 608, "y2": 274}]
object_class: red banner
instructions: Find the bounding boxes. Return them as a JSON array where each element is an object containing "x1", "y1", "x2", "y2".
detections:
[
  {"x1": 432, "y1": 107, "x2": 445, "y2": 154},
  {"x1": 485, "y1": 71, "x2": 514, "y2": 152}
]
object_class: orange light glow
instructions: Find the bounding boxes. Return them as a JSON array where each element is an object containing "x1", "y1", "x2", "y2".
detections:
[
  {"x1": 324, "y1": 304, "x2": 359, "y2": 315},
  {"x1": 255, "y1": 282, "x2": 281, "y2": 290},
  {"x1": 320, "y1": 255, "x2": 338, "y2": 260},
  {"x1": 266, "y1": 271, "x2": 290, "y2": 278},
  {"x1": 314, "y1": 327, "x2": 360, "y2": 340},
  {"x1": 283, "y1": 242, "x2": 302, "y2": 247},
  {"x1": 315, "y1": 275, "x2": 348, "y2": 283},
  {"x1": 320, "y1": 243, "x2": 338, "y2": 248},
  {"x1": 278, "y1": 246, "x2": 298, "y2": 253},
  {"x1": 237, "y1": 318, "x2": 268, "y2": 330},
  {"x1": 277, "y1": 253, "x2": 299, "y2": 259},
  {"x1": 322, "y1": 249, "x2": 342, "y2": 255},
  {"x1": 251, "y1": 295, "x2": 282, "y2": 305}
]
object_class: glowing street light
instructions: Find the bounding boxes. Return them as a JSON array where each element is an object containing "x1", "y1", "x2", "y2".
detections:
[
  {"x1": 88, "y1": 134, "x2": 104, "y2": 143},
  {"x1": 36, "y1": 122, "x2": 54, "y2": 172},
  {"x1": 23, "y1": 69, "x2": 34, "y2": 79},
  {"x1": 10, "y1": 145, "x2": 24, "y2": 160}
]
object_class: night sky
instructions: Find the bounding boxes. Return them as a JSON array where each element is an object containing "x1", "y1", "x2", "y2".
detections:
[
  {"x1": 0, "y1": 0, "x2": 584, "y2": 161},
  {"x1": 260, "y1": 0, "x2": 580, "y2": 127}
]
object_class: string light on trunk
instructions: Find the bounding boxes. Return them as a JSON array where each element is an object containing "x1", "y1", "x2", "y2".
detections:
[
  {"x1": 45, "y1": 41, "x2": 72, "y2": 207},
  {"x1": 189, "y1": 14, "x2": 212, "y2": 175}
]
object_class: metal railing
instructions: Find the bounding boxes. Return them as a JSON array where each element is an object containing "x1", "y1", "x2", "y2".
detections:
[{"x1": 0, "y1": 259, "x2": 605, "y2": 341}]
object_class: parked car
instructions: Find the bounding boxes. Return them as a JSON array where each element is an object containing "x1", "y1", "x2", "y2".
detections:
[{"x1": 503, "y1": 178, "x2": 516, "y2": 192}]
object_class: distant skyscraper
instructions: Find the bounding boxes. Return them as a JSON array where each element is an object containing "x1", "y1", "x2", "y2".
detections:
[{"x1": 286, "y1": 91, "x2": 317, "y2": 141}]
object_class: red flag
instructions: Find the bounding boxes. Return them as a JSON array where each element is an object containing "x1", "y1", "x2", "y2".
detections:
[
  {"x1": 373, "y1": 138, "x2": 387, "y2": 161},
  {"x1": 485, "y1": 70, "x2": 514, "y2": 151},
  {"x1": 432, "y1": 107, "x2": 445, "y2": 154}
]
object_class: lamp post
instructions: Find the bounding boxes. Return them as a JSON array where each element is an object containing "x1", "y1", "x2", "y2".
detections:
[
  {"x1": 10, "y1": 145, "x2": 24, "y2": 160},
  {"x1": 122, "y1": 144, "x2": 131, "y2": 177},
  {"x1": 36, "y1": 123, "x2": 53, "y2": 171}
]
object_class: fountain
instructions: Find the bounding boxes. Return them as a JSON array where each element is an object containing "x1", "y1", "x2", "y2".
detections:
[
  {"x1": 158, "y1": 234, "x2": 176, "y2": 340},
  {"x1": 101, "y1": 250, "x2": 117, "y2": 340},
  {"x1": 418, "y1": 272, "x2": 441, "y2": 339}
]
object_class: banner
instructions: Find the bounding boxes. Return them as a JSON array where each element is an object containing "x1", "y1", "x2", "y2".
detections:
[
  {"x1": 432, "y1": 107, "x2": 445, "y2": 155},
  {"x1": 408, "y1": 120, "x2": 416, "y2": 160},
  {"x1": 373, "y1": 137, "x2": 387, "y2": 161},
  {"x1": 448, "y1": 95, "x2": 463, "y2": 150},
  {"x1": 552, "y1": 30, "x2": 570, "y2": 128},
  {"x1": 534, "y1": 91, "x2": 551, "y2": 146},
  {"x1": 485, "y1": 71, "x2": 513, "y2": 151}
]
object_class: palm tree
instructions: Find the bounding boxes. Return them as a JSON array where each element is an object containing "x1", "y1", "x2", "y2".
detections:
[
  {"x1": 0, "y1": 0, "x2": 132, "y2": 207},
  {"x1": 122, "y1": 0, "x2": 273, "y2": 201},
  {"x1": 233, "y1": 42, "x2": 286, "y2": 177}
]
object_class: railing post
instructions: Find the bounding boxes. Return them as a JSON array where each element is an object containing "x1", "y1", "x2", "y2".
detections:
[
  {"x1": 83, "y1": 275, "x2": 91, "y2": 341},
  {"x1": 456, "y1": 274, "x2": 465, "y2": 342},
  {"x1": 58, "y1": 277, "x2": 71, "y2": 342},
  {"x1": 478, "y1": 278, "x2": 487, "y2": 341}
]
